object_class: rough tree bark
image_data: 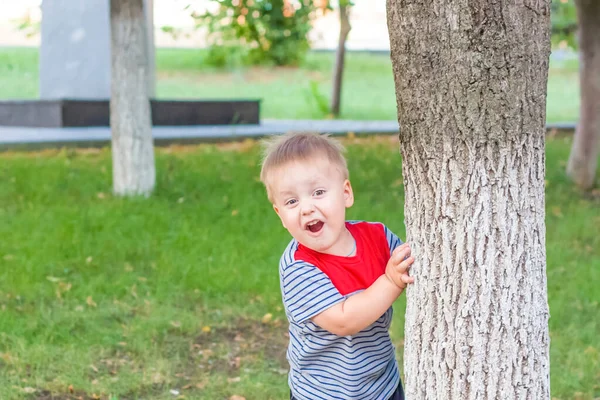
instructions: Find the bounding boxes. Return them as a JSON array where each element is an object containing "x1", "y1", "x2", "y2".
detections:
[
  {"x1": 567, "y1": 0, "x2": 600, "y2": 189},
  {"x1": 330, "y1": 3, "x2": 351, "y2": 116},
  {"x1": 387, "y1": 1, "x2": 551, "y2": 398},
  {"x1": 110, "y1": 0, "x2": 155, "y2": 196}
]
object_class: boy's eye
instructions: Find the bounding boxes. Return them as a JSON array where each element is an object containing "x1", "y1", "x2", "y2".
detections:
[
  {"x1": 285, "y1": 199, "x2": 297, "y2": 206},
  {"x1": 314, "y1": 189, "x2": 326, "y2": 196}
]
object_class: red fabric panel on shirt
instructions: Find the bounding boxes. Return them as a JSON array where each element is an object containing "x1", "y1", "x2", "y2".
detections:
[{"x1": 294, "y1": 222, "x2": 391, "y2": 296}]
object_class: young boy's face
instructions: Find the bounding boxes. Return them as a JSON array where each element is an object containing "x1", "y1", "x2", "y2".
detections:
[{"x1": 269, "y1": 157, "x2": 354, "y2": 254}]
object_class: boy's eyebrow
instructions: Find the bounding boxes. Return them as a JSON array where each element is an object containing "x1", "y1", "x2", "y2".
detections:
[{"x1": 276, "y1": 176, "x2": 325, "y2": 197}]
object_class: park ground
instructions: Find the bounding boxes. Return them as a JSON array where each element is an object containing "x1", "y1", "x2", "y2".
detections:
[
  {"x1": 0, "y1": 135, "x2": 599, "y2": 399},
  {"x1": 0, "y1": 47, "x2": 598, "y2": 399}
]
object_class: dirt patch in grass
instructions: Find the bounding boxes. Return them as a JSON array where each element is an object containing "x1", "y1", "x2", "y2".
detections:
[
  {"x1": 33, "y1": 390, "x2": 101, "y2": 400},
  {"x1": 192, "y1": 317, "x2": 289, "y2": 374},
  {"x1": 27, "y1": 317, "x2": 289, "y2": 400}
]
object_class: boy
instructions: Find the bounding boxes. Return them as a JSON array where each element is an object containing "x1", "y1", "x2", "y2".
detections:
[{"x1": 260, "y1": 132, "x2": 414, "y2": 400}]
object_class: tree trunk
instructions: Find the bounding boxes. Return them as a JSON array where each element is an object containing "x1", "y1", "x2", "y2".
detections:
[
  {"x1": 567, "y1": 0, "x2": 600, "y2": 190},
  {"x1": 387, "y1": 1, "x2": 551, "y2": 399},
  {"x1": 330, "y1": 4, "x2": 351, "y2": 117},
  {"x1": 145, "y1": 0, "x2": 156, "y2": 98},
  {"x1": 110, "y1": 0, "x2": 155, "y2": 196}
]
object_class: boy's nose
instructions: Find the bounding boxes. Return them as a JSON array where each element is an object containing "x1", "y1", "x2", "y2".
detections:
[{"x1": 301, "y1": 201, "x2": 315, "y2": 215}]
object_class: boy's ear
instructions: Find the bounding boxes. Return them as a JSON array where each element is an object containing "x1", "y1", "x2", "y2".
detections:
[
  {"x1": 273, "y1": 204, "x2": 287, "y2": 229},
  {"x1": 343, "y1": 179, "x2": 354, "y2": 208}
]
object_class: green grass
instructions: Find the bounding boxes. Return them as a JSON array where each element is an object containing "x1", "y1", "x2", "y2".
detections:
[
  {"x1": 0, "y1": 137, "x2": 598, "y2": 399},
  {"x1": 0, "y1": 47, "x2": 580, "y2": 122}
]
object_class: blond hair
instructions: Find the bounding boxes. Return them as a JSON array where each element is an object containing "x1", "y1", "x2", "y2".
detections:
[{"x1": 260, "y1": 132, "x2": 349, "y2": 202}]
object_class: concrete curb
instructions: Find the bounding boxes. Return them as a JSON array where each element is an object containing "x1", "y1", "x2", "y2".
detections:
[{"x1": 0, "y1": 120, "x2": 577, "y2": 151}]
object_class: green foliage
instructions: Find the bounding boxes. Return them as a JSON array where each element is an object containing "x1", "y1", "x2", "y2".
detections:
[
  {"x1": 551, "y1": 0, "x2": 578, "y2": 48},
  {"x1": 193, "y1": 0, "x2": 317, "y2": 67},
  {"x1": 203, "y1": 44, "x2": 248, "y2": 68},
  {"x1": 305, "y1": 79, "x2": 330, "y2": 115},
  {"x1": 12, "y1": 15, "x2": 40, "y2": 38}
]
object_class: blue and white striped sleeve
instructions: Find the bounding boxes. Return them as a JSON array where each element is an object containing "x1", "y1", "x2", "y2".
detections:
[
  {"x1": 383, "y1": 224, "x2": 403, "y2": 255},
  {"x1": 280, "y1": 261, "x2": 345, "y2": 324}
]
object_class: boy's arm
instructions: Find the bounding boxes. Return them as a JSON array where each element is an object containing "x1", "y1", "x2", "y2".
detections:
[{"x1": 311, "y1": 244, "x2": 414, "y2": 336}]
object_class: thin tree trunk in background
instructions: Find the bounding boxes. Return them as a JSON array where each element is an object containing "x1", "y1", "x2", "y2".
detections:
[
  {"x1": 110, "y1": 0, "x2": 155, "y2": 196},
  {"x1": 567, "y1": 0, "x2": 600, "y2": 189},
  {"x1": 387, "y1": 0, "x2": 551, "y2": 398},
  {"x1": 145, "y1": 0, "x2": 156, "y2": 98},
  {"x1": 330, "y1": 4, "x2": 351, "y2": 117}
]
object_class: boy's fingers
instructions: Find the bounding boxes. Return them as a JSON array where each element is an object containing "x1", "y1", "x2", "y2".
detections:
[
  {"x1": 392, "y1": 244, "x2": 408, "y2": 257},
  {"x1": 392, "y1": 247, "x2": 411, "y2": 263},
  {"x1": 395, "y1": 256, "x2": 414, "y2": 271}
]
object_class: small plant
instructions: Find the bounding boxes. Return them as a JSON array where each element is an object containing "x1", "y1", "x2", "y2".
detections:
[
  {"x1": 13, "y1": 11, "x2": 40, "y2": 38},
  {"x1": 193, "y1": 0, "x2": 318, "y2": 67},
  {"x1": 305, "y1": 79, "x2": 330, "y2": 116}
]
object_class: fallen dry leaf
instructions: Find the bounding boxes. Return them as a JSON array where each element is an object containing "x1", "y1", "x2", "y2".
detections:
[
  {"x1": 201, "y1": 326, "x2": 211, "y2": 333},
  {"x1": 228, "y1": 377, "x2": 241, "y2": 383},
  {"x1": 86, "y1": 256, "x2": 93, "y2": 264},
  {"x1": 229, "y1": 396, "x2": 246, "y2": 400},
  {"x1": 68, "y1": 384, "x2": 74, "y2": 393},
  {"x1": 231, "y1": 209, "x2": 239, "y2": 216},
  {"x1": 22, "y1": 387, "x2": 36, "y2": 394},
  {"x1": 152, "y1": 372, "x2": 165, "y2": 384},
  {"x1": 86, "y1": 296, "x2": 97, "y2": 307},
  {"x1": 170, "y1": 321, "x2": 182, "y2": 328},
  {"x1": 0, "y1": 353, "x2": 12, "y2": 364},
  {"x1": 262, "y1": 313, "x2": 273, "y2": 324},
  {"x1": 391, "y1": 178, "x2": 403, "y2": 187}
]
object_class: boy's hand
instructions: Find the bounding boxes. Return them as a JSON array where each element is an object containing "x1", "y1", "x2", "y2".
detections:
[{"x1": 385, "y1": 243, "x2": 415, "y2": 290}]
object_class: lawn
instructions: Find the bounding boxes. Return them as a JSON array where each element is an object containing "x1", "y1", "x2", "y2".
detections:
[
  {"x1": 0, "y1": 47, "x2": 580, "y2": 122},
  {"x1": 0, "y1": 136, "x2": 598, "y2": 400}
]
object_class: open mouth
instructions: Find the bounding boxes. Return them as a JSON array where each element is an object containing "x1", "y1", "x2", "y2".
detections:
[{"x1": 306, "y1": 220, "x2": 324, "y2": 233}]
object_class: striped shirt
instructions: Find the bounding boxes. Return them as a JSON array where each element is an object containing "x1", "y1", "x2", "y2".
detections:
[{"x1": 279, "y1": 221, "x2": 403, "y2": 400}]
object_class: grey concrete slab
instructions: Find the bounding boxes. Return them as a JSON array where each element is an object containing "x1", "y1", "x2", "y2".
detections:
[
  {"x1": 40, "y1": 0, "x2": 154, "y2": 99},
  {"x1": 0, "y1": 120, "x2": 576, "y2": 151}
]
